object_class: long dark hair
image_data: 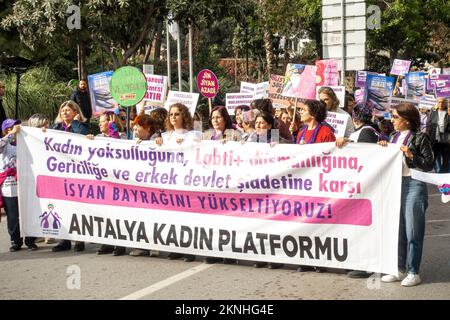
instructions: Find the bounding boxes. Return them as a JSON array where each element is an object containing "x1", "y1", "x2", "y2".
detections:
[
  {"x1": 396, "y1": 103, "x2": 420, "y2": 132},
  {"x1": 256, "y1": 111, "x2": 275, "y2": 142}
]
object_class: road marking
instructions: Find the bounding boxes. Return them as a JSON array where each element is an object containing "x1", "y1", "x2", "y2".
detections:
[
  {"x1": 119, "y1": 263, "x2": 215, "y2": 300},
  {"x1": 426, "y1": 219, "x2": 450, "y2": 223},
  {"x1": 425, "y1": 234, "x2": 450, "y2": 239},
  {"x1": 429, "y1": 193, "x2": 443, "y2": 197}
]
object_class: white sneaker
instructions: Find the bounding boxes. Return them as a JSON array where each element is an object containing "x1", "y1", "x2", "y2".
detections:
[
  {"x1": 381, "y1": 271, "x2": 406, "y2": 282},
  {"x1": 401, "y1": 273, "x2": 421, "y2": 287},
  {"x1": 149, "y1": 250, "x2": 160, "y2": 257}
]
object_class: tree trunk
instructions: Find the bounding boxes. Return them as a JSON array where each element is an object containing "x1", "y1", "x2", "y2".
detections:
[
  {"x1": 143, "y1": 30, "x2": 155, "y2": 63},
  {"x1": 153, "y1": 21, "x2": 163, "y2": 61},
  {"x1": 313, "y1": 23, "x2": 323, "y2": 59},
  {"x1": 77, "y1": 41, "x2": 87, "y2": 80}
]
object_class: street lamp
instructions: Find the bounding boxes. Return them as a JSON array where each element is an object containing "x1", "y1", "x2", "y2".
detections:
[{"x1": 0, "y1": 55, "x2": 33, "y2": 119}]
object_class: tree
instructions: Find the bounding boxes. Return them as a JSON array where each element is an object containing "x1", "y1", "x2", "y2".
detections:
[
  {"x1": 367, "y1": 0, "x2": 428, "y2": 64},
  {"x1": 1, "y1": 0, "x2": 168, "y2": 78}
]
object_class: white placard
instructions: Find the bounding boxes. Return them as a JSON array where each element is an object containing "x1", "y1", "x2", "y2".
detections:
[
  {"x1": 164, "y1": 90, "x2": 199, "y2": 117},
  {"x1": 225, "y1": 93, "x2": 254, "y2": 115}
]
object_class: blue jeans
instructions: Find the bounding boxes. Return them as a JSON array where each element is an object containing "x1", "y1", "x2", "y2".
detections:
[
  {"x1": 432, "y1": 142, "x2": 450, "y2": 173},
  {"x1": 398, "y1": 177, "x2": 428, "y2": 274}
]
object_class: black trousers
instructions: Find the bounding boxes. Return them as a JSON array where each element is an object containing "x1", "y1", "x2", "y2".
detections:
[
  {"x1": 3, "y1": 196, "x2": 35, "y2": 246},
  {"x1": 432, "y1": 142, "x2": 450, "y2": 173}
]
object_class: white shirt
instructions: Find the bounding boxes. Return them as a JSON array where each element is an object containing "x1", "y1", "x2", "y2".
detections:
[
  {"x1": 437, "y1": 110, "x2": 446, "y2": 133},
  {"x1": 161, "y1": 129, "x2": 201, "y2": 145}
]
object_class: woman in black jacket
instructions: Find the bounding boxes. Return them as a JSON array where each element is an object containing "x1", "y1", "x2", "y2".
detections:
[{"x1": 378, "y1": 103, "x2": 433, "y2": 287}]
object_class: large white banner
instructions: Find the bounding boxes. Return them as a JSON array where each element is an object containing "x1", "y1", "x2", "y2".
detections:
[{"x1": 17, "y1": 127, "x2": 402, "y2": 274}]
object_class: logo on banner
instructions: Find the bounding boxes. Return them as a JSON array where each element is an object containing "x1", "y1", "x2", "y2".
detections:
[
  {"x1": 439, "y1": 184, "x2": 450, "y2": 195},
  {"x1": 39, "y1": 204, "x2": 62, "y2": 235}
]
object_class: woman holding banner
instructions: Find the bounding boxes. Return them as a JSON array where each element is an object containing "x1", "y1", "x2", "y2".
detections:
[
  {"x1": 296, "y1": 99, "x2": 335, "y2": 273},
  {"x1": 251, "y1": 98, "x2": 292, "y2": 142},
  {"x1": 335, "y1": 102, "x2": 380, "y2": 147},
  {"x1": 238, "y1": 109, "x2": 259, "y2": 143},
  {"x1": 318, "y1": 86, "x2": 354, "y2": 138},
  {"x1": 335, "y1": 102, "x2": 379, "y2": 278},
  {"x1": 379, "y1": 103, "x2": 434, "y2": 287},
  {"x1": 51, "y1": 100, "x2": 90, "y2": 253},
  {"x1": 155, "y1": 103, "x2": 197, "y2": 262},
  {"x1": 203, "y1": 106, "x2": 241, "y2": 142},
  {"x1": 155, "y1": 103, "x2": 201, "y2": 146},
  {"x1": 295, "y1": 100, "x2": 335, "y2": 145},
  {"x1": 87, "y1": 112, "x2": 127, "y2": 256}
]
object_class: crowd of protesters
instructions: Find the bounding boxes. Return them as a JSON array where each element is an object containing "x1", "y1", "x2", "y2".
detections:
[{"x1": 0, "y1": 76, "x2": 449, "y2": 287}]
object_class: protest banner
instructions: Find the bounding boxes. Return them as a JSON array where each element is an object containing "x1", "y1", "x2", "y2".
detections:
[
  {"x1": 164, "y1": 91, "x2": 199, "y2": 117},
  {"x1": 282, "y1": 64, "x2": 317, "y2": 100},
  {"x1": 355, "y1": 71, "x2": 367, "y2": 88},
  {"x1": 225, "y1": 93, "x2": 255, "y2": 115},
  {"x1": 365, "y1": 74, "x2": 395, "y2": 116},
  {"x1": 390, "y1": 59, "x2": 411, "y2": 76},
  {"x1": 240, "y1": 81, "x2": 269, "y2": 99},
  {"x1": 255, "y1": 82, "x2": 269, "y2": 99},
  {"x1": 240, "y1": 81, "x2": 256, "y2": 94},
  {"x1": 354, "y1": 88, "x2": 365, "y2": 103},
  {"x1": 428, "y1": 67, "x2": 441, "y2": 77},
  {"x1": 405, "y1": 72, "x2": 426, "y2": 101},
  {"x1": 419, "y1": 94, "x2": 437, "y2": 110},
  {"x1": 87, "y1": 71, "x2": 118, "y2": 117},
  {"x1": 411, "y1": 170, "x2": 450, "y2": 203},
  {"x1": 18, "y1": 127, "x2": 402, "y2": 274},
  {"x1": 110, "y1": 66, "x2": 147, "y2": 107},
  {"x1": 197, "y1": 69, "x2": 219, "y2": 113},
  {"x1": 144, "y1": 74, "x2": 167, "y2": 104},
  {"x1": 427, "y1": 74, "x2": 450, "y2": 93},
  {"x1": 316, "y1": 59, "x2": 339, "y2": 86},
  {"x1": 428, "y1": 75, "x2": 450, "y2": 98},
  {"x1": 325, "y1": 111, "x2": 349, "y2": 138},
  {"x1": 268, "y1": 74, "x2": 297, "y2": 109}
]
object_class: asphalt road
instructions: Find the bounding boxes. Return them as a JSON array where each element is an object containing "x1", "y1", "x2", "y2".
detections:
[{"x1": 0, "y1": 185, "x2": 449, "y2": 301}]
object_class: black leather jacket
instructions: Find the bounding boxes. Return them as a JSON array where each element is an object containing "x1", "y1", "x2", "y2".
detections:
[
  {"x1": 390, "y1": 131, "x2": 434, "y2": 172},
  {"x1": 426, "y1": 109, "x2": 450, "y2": 143}
]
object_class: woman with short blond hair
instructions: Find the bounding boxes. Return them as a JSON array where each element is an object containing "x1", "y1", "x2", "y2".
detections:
[{"x1": 52, "y1": 100, "x2": 89, "y2": 135}]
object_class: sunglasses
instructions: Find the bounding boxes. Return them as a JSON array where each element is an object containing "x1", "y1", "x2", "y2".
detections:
[{"x1": 392, "y1": 114, "x2": 401, "y2": 119}]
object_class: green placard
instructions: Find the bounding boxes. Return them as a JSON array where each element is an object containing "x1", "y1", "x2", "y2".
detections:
[{"x1": 109, "y1": 66, "x2": 147, "y2": 107}]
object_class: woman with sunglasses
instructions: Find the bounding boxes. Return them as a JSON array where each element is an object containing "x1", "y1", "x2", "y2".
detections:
[
  {"x1": 155, "y1": 103, "x2": 197, "y2": 262},
  {"x1": 378, "y1": 103, "x2": 433, "y2": 287}
]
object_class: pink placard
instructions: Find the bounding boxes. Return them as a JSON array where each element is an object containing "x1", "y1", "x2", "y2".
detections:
[{"x1": 197, "y1": 69, "x2": 219, "y2": 98}]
